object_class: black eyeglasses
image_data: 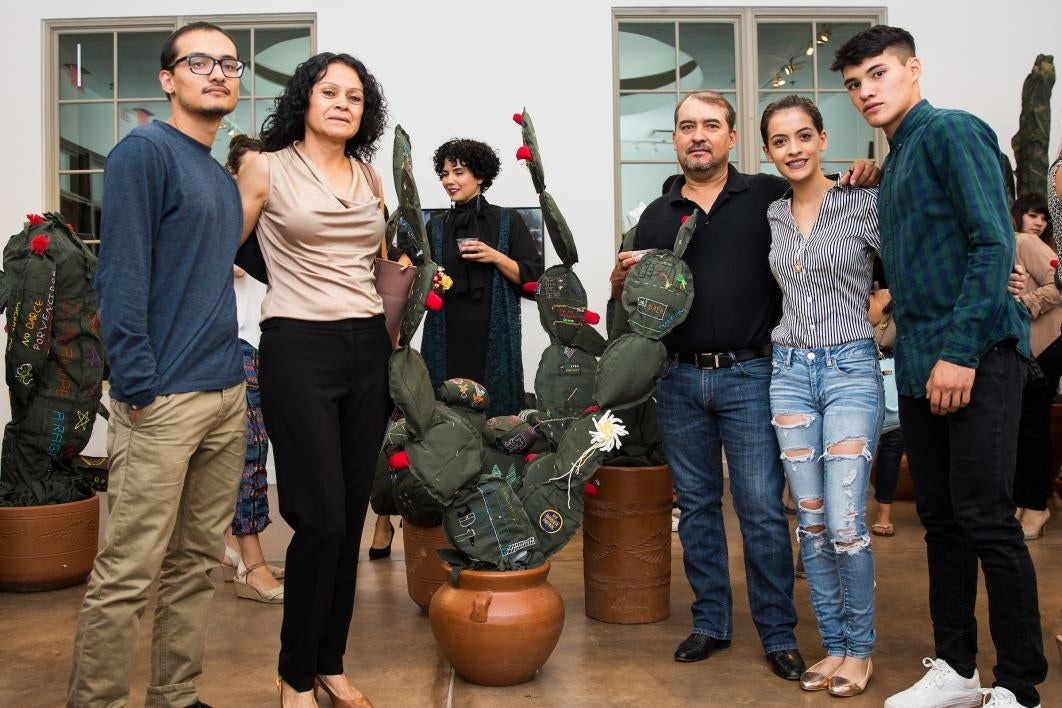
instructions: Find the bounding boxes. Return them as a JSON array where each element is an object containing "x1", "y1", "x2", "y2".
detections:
[{"x1": 169, "y1": 54, "x2": 245, "y2": 78}]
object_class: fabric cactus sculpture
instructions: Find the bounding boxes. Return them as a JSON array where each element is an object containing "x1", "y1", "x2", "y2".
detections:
[{"x1": 0, "y1": 213, "x2": 105, "y2": 506}]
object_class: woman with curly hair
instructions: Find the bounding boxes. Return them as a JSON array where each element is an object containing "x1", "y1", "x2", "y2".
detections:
[
  {"x1": 420, "y1": 138, "x2": 543, "y2": 417},
  {"x1": 236, "y1": 51, "x2": 388, "y2": 708}
]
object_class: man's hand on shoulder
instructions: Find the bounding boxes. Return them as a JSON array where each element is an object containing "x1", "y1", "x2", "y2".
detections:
[
  {"x1": 925, "y1": 359, "x2": 976, "y2": 415},
  {"x1": 839, "y1": 160, "x2": 881, "y2": 188}
]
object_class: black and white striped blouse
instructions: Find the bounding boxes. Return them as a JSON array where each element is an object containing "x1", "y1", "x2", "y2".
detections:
[{"x1": 767, "y1": 184, "x2": 880, "y2": 348}]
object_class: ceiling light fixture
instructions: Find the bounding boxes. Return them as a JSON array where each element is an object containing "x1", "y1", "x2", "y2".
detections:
[
  {"x1": 805, "y1": 44, "x2": 815, "y2": 56},
  {"x1": 817, "y1": 27, "x2": 832, "y2": 44}
]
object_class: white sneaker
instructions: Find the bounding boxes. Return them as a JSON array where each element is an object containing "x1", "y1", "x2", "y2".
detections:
[
  {"x1": 671, "y1": 509, "x2": 680, "y2": 533},
  {"x1": 884, "y1": 657, "x2": 983, "y2": 708},
  {"x1": 983, "y1": 686, "x2": 1040, "y2": 707}
]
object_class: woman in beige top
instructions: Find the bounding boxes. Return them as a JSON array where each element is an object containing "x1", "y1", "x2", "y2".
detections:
[
  {"x1": 237, "y1": 52, "x2": 388, "y2": 708},
  {"x1": 1011, "y1": 193, "x2": 1060, "y2": 542}
]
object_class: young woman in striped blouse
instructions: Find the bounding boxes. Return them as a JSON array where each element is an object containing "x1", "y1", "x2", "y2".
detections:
[{"x1": 762, "y1": 95, "x2": 884, "y2": 697}]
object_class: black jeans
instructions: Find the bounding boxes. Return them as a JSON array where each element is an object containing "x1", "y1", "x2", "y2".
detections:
[
  {"x1": 899, "y1": 343, "x2": 1046, "y2": 707},
  {"x1": 1014, "y1": 336, "x2": 1062, "y2": 510},
  {"x1": 873, "y1": 428, "x2": 905, "y2": 504},
  {"x1": 259, "y1": 316, "x2": 392, "y2": 692}
]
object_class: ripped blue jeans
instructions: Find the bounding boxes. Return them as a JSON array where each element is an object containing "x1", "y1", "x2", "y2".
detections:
[{"x1": 770, "y1": 338, "x2": 884, "y2": 658}]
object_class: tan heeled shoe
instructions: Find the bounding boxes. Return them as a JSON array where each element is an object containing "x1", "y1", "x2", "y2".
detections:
[
  {"x1": 315, "y1": 675, "x2": 374, "y2": 708},
  {"x1": 223, "y1": 545, "x2": 285, "y2": 581},
  {"x1": 235, "y1": 560, "x2": 284, "y2": 604},
  {"x1": 800, "y1": 656, "x2": 843, "y2": 691},
  {"x1": 828, "y1": 658, "x2": 873, "y2": 697},
  {"x1": 1021, "y1": 508, "x2": 1050, "y2": 540},
  {"x1": 277, "y1": 677, "x2": 318, "y2": 707}
]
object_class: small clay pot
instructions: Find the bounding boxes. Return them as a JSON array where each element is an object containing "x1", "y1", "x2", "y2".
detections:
[
  {"x1": 0, "y1": 494, "x2": 99, "y2": 591},
  {"x1": 402, "y1": 521, "x2": 451, "y2": 611},
  {"x1": 429, "y1": 561, "x2": 564, "y2": 686}
]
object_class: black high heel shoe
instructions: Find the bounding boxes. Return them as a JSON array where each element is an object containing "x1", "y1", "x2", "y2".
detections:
[{"x1": 368, "y1": 522, "x2": 394, "y2": 560}]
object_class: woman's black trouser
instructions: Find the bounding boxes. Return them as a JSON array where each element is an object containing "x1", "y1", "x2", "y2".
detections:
[
  {"x1": 1014, "y1": 336, "x2": 1062, "y2": 510},
  {"x1": 259, "y1": 316, "x2": 391, "y2": 692}
]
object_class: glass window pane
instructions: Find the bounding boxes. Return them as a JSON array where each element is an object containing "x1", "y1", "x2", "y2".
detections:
[
  {"x1": 618, "y1": 22, "x2": 676, "y2": 92},
  {"x1": 815, "y1": 22, "x2": 872, "y2": 88},
  {"x1": 757, "y1": 22, "x2": 814, "y2": 91},
  {"x1": 58, "y1": 33, "x2": 113, "y2": 100},
  {"x1": 620, "y1": 93, "x2": 677, "y2": 161},
  {"x1": 212, "y1": 99, "x2": 254, "y2": 164},
  {"x1": 117, "y1": 100, "x2": 170, "y2": 142},
  {"x1": 254, "y1": 97, "x2": 279, "y2": 136},
  {"x1": 818, "y1": 92, "x2": 874, "y2": 159},
  {"x1": 117, "y1": 31, "x2": 171, "y2": 99},
  {"x1": 678, "y1": 23, "x2": 736, "y2": 91},
  {"x1": 620, "y1": 163, "x2": 680, "y2": 230},
  {"x1": 59, "y1": 103, "x2": 115, "y2": 163},
  {"x1": 254, "y1": 27, "x2": 311, "y2": 96},
  {"x1": 60, "y1": 171, "x2": 103, "y2": 244}
]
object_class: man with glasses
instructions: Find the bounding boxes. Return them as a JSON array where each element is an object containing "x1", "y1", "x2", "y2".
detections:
[{"x1": 68, "y1": 22, "x2": 247, "y2": 708}]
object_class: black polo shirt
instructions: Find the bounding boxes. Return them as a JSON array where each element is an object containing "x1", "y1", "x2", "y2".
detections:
[{"x1": 633, "y1": 166, "x2": 787, "y2": 354}]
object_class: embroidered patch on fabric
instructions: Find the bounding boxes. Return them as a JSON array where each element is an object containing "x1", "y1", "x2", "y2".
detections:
[
  {"x1": 637, "y1": 297, "x2": 667, "y2": 321},
  {"x1": 558, "y1": 362, "x2": 583, "y2": 376},
  {"x1": 539, "y1": 509, "x2": 564, "y2": 534}
]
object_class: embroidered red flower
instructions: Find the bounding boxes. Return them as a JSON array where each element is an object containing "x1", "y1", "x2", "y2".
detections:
[
  {"x1": 583, "y1": 309, "x2": 601, "y2": 325},
  {"x1": 516, "y1": 145, "x2": 533, "y2": 162},
  {"x1": 512, "y1": 113, "x2": 523, "y2": 125},
  {"x1": 584, "y1": 482, "x2": 598, "y2": 497},
  {"x1": 680, "y1": 214, "x2": 690, "y2": 225},
  {"x1": 521, "y1": 281, "x2": 538, "y2": 295},
  {"x1": 25, "y1": 213, "x2": 44, "y2": 227},
  {"x1": 29, "y1": 234, "x2": 49, "y2": 256},
  {"x1": 425, "y1": 291, "x2": 444, "y2": 311},
  {"x1": 387, "y1": 450, "x2": 410, "y2": 469}
]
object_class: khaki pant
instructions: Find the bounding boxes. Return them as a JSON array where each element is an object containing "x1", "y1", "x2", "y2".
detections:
[{"x1": 68, "y1": 384, "x2": 246, "y2": 708}]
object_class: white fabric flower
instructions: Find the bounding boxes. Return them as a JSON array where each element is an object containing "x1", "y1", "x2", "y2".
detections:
[{"x1": 589, "y1": 410, "x2": 627, "y2": 453}]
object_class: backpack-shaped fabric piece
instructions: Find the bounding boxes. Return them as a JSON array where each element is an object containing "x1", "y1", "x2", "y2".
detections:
[
  {"x1": 0, "y1": 213, "x2": 104, "y2": 506},
  {"x1": 534, "y1": 343, "x2": 597, "y2": 447},
  {"x1": 594, "y1": 334, "x2": 667, "y2": 410},
  {"x1": 535, "y1": 265, "x2": 587, "y2": 345},
  {"x1": 621, "y1": 210, "x2": 698, "y2": 340},
  {"x1": 443, "y1": 472, "x2": 542, "y2": 571},
  {"x1": 388, "y1": 347, "x2": 436, "y2": 439},
  {"x1": 481, "y1": 447, "x2": 527, "y2": 495}
]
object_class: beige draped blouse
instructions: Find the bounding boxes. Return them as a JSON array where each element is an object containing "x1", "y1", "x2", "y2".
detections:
[{"x1": 256, "y1": 145, "x2": 385, "y2": 322}]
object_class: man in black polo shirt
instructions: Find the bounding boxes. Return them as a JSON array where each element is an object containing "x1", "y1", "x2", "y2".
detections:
[{"x1": 610, "y1": 91, "x2": 878, "y2": 679}]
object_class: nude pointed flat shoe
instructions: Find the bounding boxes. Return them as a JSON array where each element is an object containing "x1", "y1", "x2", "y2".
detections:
[{"x1": 828, "y1": 658, "x2": 872, "y2": 697}]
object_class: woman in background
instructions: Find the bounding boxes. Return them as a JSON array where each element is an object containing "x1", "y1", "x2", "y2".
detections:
[{"x1": 420, "y1": 138, "x2": 542, "y2": 418}]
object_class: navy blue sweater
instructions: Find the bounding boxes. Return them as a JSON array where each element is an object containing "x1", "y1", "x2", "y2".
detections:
[{"x1": 96, "y1": 121, "x2": 243, "y2": 407}]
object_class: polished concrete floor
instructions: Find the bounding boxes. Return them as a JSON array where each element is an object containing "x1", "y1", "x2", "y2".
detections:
[{"x1": 1, "y1": 488, "x2": 1059, "y2": 707}]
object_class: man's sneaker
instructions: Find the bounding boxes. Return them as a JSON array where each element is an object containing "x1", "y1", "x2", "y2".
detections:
[
  {"x1": 884, "y1": 657, "x2": 983, "y2": 708},
  {"x1": 982, "y1": 686, "x2": 1040, "y2": 707},
  {"x1": 671, "y1": 508, "x2": 680, "y2": 533}
]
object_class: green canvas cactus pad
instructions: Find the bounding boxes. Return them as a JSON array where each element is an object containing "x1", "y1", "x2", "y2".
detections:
[
  {"x1": 437, "y1": 378, "x2": 490, "y2": 411},
  {"x1": 370, "y1": 451, "x2": 400, "y2": 516},
  {"x1": 400, "y1": 260, "x2": 439, "y2": 347},
  {"x1": 535, "y1": 265, "x2": 587, "y2": 345},
  {"x1": 518, "y1": 452, "x2": 558, "y2": 493},
  {"x1": 520, "y1": 479, "x2": 584, "y2": 559},
  {"x1": 405, "y1": 404, "x2": 484, "y2": 504},
  {"x1": 518, "y1": 109, "x2": 547, "y2": 195},
  {"x1": 593, "y1": 334, "x2": 667, "y2": 410},
  {"x1": 534, "y1": 343, "x2": 597, "y2": 447},
  {"x1": 482, "y1": 447, "x2": 526, "y2": 494},
  {"x1": 553, "y1": 411, "x2": 610, "y2": 486},
  {"x1": 443, "y1": 473, "x2": 543, "y2": 570},
  {"x1": 388, "y1": 347, "x2": 435, "y2": 439},
  {"x1": 571, "y1": 320, "x2": 608, "y2": 356},
  {"x1": 483, "y1": 415, "x2": 540, "y2": 456},
  {"x1": 538, "y1": 190, "x2": 578, "y2": 267},
  {"x1": 391, "y1": 464, "x2": 445, "y2": 528},
  {"x1": 621, "y1": 251, "x2": 694, "y2": 339}
]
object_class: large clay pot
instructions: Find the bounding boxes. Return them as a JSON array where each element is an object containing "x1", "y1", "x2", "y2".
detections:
[
  {"x1": 429, "y1": 561, "x2": 564, "y2": 686},
  {"x1": 0, "y1": 494, "x2": 99, "y2": 591},
  {"x1": 583, "y1": 464, "x2": 672, "y2": 623},
  {"x1": 402, "y1": 521, "x2": 451, "y2": 611}
]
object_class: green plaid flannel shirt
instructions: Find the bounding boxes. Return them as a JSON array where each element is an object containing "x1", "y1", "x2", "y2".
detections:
[{"x1": 879, "y1": 100, "x2": 1029, "y2": 397}]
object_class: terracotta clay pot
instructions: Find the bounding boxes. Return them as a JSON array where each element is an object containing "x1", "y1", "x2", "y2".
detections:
[
  {"x1": 583, "y1": 464, "x2": 672, "y2": 623},
  {"x1": 0, "y1": 494, "x2": 99, "y2": 592},
  {"x1": 429, "y1": 561, "x2": 564, "y2": 686},
  {"x1": 402, "y1": 521, "x2": 451, "y2": 611}
]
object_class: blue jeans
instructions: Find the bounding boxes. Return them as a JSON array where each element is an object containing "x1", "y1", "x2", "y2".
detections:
[
  {"x1": 656, "y1": 355, "x2": 798, "y2": 653},
  {"x1": 769, "y1": 338, "x2": 883, "y2": 658}
]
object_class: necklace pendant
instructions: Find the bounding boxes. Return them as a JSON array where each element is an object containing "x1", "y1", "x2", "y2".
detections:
[{"x1": 794, "y1": 262, "x2": 803, "y2": 273}]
